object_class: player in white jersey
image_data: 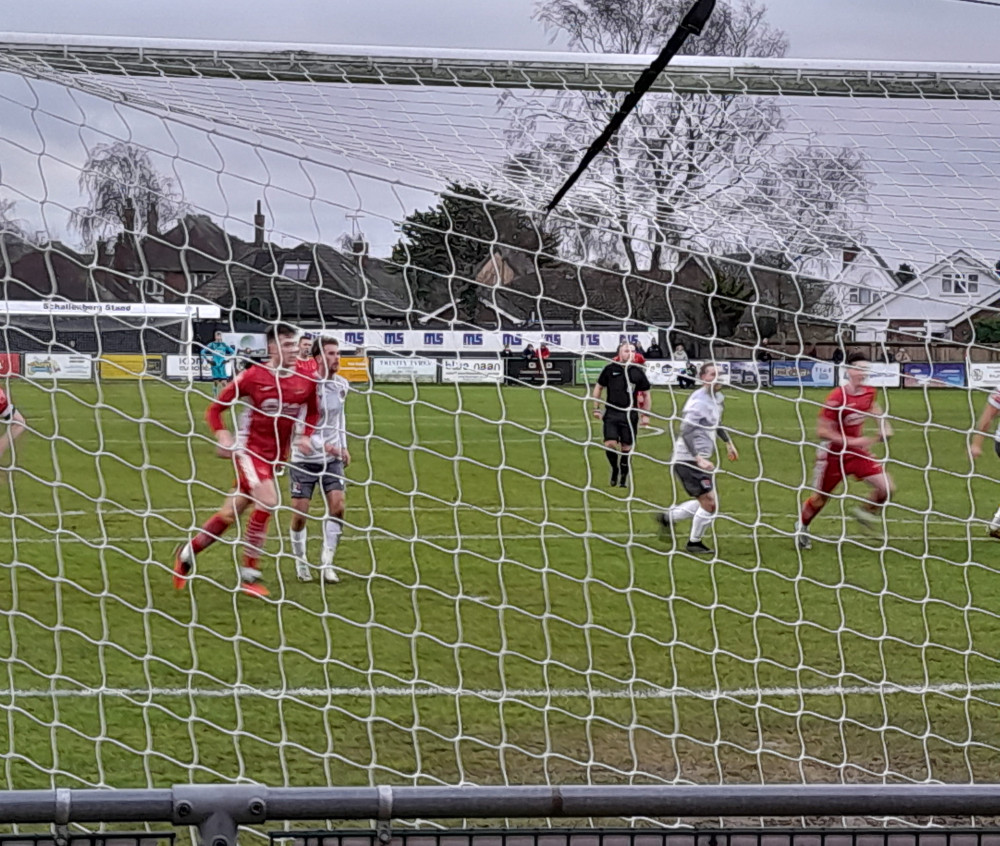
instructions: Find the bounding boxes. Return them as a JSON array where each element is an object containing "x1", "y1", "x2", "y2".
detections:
[
  {"x1": 656, "y1": 362, "x2": 738, "y2": 555},
  {"x1": 288, "y1": 336, "x2": 351, "y2": 582},
  {"x1": 969, "y1": 387, "x2": 1000, "y2": 539}
]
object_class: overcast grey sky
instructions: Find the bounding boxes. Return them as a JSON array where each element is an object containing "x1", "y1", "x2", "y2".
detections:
[
  {"x1": 3, "y1": 0, "x2": 1000, "y2": 61},
  {"x1": 2, "y1": 0, "x2": 1000, "y2": 273}
]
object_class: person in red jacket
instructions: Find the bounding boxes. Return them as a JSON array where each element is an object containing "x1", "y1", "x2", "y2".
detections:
[{"x1": 172, "y1": 323, "x2": 319, "y2": 598}]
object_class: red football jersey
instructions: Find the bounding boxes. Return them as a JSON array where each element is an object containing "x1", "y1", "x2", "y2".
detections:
[
  {"x1": 0, "y1": 388, "x2": 11, "y2": 421},
  {"x1": 206, "y1": 364, "x2": 318, "y2": 463},
  {"x1": 295, "y1": 357, "x2": 318, "y2": 379},
  {"x1": 820, "y1": 385, "x2": 877, "y2": 451}
]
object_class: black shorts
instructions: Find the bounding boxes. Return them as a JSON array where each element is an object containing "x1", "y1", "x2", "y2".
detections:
[
  {"x1": 673, "y1": 461, "x2": 714, "y2": 497},
  {"x1": 994, "y1": 439, "x2": 1000, "y2": 459},
  {"x1": 603, "y1": 410, "x2": 639, "y2": 446},
  {"x1": 289, "y1": 461, "x2": 345, "y2": 500}
]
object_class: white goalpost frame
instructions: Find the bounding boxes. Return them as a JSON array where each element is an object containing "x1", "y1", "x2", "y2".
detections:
[{"x1": 2, "y1": 32, "x2": 1000, "y2": 810}]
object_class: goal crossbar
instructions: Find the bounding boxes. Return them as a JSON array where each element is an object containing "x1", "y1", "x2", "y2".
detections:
[{"x1": 2, "y1": 33, "x2": 1000, "y2": 98}]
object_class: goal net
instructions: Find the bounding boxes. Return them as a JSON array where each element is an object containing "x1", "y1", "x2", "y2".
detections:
[{"x1": 1, "y1": 33, "x2": 1000, "y2": 814}]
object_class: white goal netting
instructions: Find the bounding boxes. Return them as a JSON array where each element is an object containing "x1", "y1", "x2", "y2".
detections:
[{"x1": 1, "y1": 33, "x2": 1000, "y2": 809}]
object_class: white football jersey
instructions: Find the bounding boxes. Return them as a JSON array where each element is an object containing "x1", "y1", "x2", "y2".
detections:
[{"x1": 291, "y1": 374, "x2": 349, "y2": 464}]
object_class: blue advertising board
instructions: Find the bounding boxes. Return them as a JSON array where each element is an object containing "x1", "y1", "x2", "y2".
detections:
[
  {"x1": 770, "y1": 360, "x2": 836, "y2": 388},
  {"x1": 902, "y1": 362, "x2": 966, "y2": 388}
]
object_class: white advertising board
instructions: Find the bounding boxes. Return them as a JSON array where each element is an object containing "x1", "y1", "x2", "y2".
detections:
[
  {"x1": 221, "y1": 332, "x2": 267, "y2": 359},
  {"x1": 863, "y1": 362, "x2": 901, "y2": 388},
  {"x1": 327, "y1": 329, "x2": 657, "y2": 355},
  {"x1": 165, "y1": 355, "x2": 214, "y2": 379},
  {"x1": 441, "y1": 359, "x2": 504, "y2": 384},
  {"x1": 968, "y1": 363, "x2": 1000, "y2": 389},
  {"x1": 0, "y1": 301, "x2": 219, "y2": 318},
  {"x1": 23, "y1": 353, "x2": 93, "y2": 380},
  {"x1": 372, "y1": 357, "x2": 437, "y2": 383},
  {"x1": 644, "y1": 360, "x2": 731, "y2": 386}
]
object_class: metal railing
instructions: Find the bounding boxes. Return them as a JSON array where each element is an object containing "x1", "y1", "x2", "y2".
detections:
[{"x1": 3, "y1": 786, "x2": 1000, "y2": 846}]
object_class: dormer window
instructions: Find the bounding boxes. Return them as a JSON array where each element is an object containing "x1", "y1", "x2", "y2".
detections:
[
  {"x1": 942, "y1": 272, "x2": 978, "y2": 294},
  {"x1": 281, "y1": 261, "x2": 311, "y2": 282}
]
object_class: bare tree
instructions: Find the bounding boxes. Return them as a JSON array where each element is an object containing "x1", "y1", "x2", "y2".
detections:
[
  {"x1": 507, "y1": 0, "x2": 788, "y2": 273},
  {"x1": 0, "y1": 197, "x2": 30, "y2": 240},
  {"x1": 726, "y1": 142, "x2": 870, "y2": 261},
  {"x1": 70, "y1": 142, "x2": 185, "y2": 246}
]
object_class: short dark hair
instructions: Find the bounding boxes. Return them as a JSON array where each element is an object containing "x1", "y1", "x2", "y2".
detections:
[
  {"x1": 266, "y1": 323, "x2": 298, "y2": 343},
  {"x1": 846, "y1": 352, "x2": 869, "y2": 366},
  {"x1": 310, "y1": 335, "x2": 339, "y2": 358},
  {"x1": 699, "y1": 361, "x2": 717, "y2": 378}
]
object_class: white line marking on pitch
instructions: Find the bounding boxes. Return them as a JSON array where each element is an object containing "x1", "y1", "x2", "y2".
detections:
[{"x1": 0, "y1": 680, "x2": 996, "y2": 702}]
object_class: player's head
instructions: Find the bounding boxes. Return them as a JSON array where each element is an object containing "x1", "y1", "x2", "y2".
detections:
[
  {"x1": 312, "y1": 336, "x2": 340, "y2": 378},
  {"x1": 845, "y1": 351, "x2": 870, "y2": 387},
  {"x1": 298, "y1": 333, "x2": 313, "y2": 357},
  {"x1": 617, "y1": 341, "x2": 635, "y2": 363},
  {"x1": 266, "y1": 323, "x2": 299, "y2": 367},
  {"x1": 214, "y1": 331, "x2": 223, "y2": 341},
  {"x1": 699, "y1": 361, "x2": 719, "y2": 389}
]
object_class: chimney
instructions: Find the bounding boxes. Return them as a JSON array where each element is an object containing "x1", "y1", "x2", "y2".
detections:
[
  {"x1": 351, "y1": 237, "x2": 369, "y2": 257},
  {"x1": 254, "y1": 200, "x2": 265, "y2": 248},
  {"x1": 842, "y1": 246, "x2": 859, "y2": 268},
  {"x1": 146, "y1": 201, "x2": 159, "y2": 237},
  {"x1": 123, "y1": 199, "x2": 136, "y2": 233}
]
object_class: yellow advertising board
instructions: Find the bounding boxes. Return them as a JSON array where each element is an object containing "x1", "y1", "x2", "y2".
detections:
[
  {"x1": 99, "y1": 355, "x2": 164, "y2": 380},
  {"x1": 338, "y1": 356, "x2": 370, "y2": 383}
]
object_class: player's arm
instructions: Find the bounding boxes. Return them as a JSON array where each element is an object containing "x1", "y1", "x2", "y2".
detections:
[
  {"x1": 205, "y1": 373, "x2": 243, "y2": 454},
  {"x1": 338, "y1": 393, "x2": 351, "y2": 467},
  {"x1": 717, "y1": 426, "x2": 738, "y2": 461},
  {"x1": 636, "y1": 370, "x2": 652, "y2": 426},
  {"x1": 971, "y1": 399, "x2": 1000, "y2": 458},
  {"x1": 591, "y1": 384, "x2": 605, "y2": 418},
  {"x1": 0, "y1": 409, "x2": 27, "y2": 462},
  {"x1": 296, "y1": 383, "x2": 320, "y2": 456},
  {"x1": 872, "y1": 402, "x2": 893, "y2": 444}
]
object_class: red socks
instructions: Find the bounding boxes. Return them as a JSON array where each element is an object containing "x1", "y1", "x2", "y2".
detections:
[
  {"x1": 243, "y1": 509, "x2": 272, "y2": 571},
  {"x1": 800, "y1": 496, "x2": 824, "y2": 527},
  {"x1": 191, "y1": 513, "x2": 231, "y2": 554}
]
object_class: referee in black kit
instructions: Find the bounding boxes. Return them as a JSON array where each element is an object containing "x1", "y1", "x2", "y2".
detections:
[{"x1": 591, "y1": 341, "x2": 651, "y2": 488}]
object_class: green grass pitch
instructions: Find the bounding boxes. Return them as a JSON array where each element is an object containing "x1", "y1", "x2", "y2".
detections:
[{"x1": 1, "y1": 378, "x2": 999, "y2": 790}]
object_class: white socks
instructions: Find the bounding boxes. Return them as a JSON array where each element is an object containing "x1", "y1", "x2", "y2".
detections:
[
  {"x1": 991, "y1": 507, "x2": 1000, "y2": 530},
  {"x1": 323, "y1": 518, "x2": 342, "y2": 561},
  {"x1": 690, "y1": 508, "x2": 716, "y2": 542},
  {"x1": 290, "y1": 528, "x2": 307, "y2": 560}
]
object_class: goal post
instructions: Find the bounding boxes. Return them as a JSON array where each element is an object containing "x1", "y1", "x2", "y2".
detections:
[{"x1": 1, "y1": 34, "x2": 1000, "y2": 810}]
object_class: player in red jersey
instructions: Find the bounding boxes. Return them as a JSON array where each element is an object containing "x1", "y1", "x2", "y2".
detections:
[
  {"x1": 795, "y1": 352, "x2": 895, "y2": 549},
  {"x1": 0, "y1": 387, "x2": 27, "y2": 464},
  {"x1": 172, "y1": 323, "x2": 319, "y2": 597},
  {"x1": 969, "y1": 388, "x2": 1000, "y2": 538},
  {"x1": 295, "y1": 333, "x2": 319, "y2": 380}
]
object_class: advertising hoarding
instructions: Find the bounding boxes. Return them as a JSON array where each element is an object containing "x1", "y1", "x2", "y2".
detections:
[
  {"x1": 441, "y1": 359, "x2": 504, "y2": 384},
  {"x1": 372, "y1": 357, "x2": 436, "y2": 383},
  {"x1": 23, "y1": 354, "x2": 92, "y2": 380},
  {"x1": 99, "y1": 355, "x2": 163, "y2": 379}
]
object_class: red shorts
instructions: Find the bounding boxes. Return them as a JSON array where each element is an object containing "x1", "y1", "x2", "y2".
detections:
[
  {"x1": 233, "y1": 452, "x2": 277, "y2": 494},
  {"x1": 812, "y1": 449, "x2": 883, "y2": 494}
]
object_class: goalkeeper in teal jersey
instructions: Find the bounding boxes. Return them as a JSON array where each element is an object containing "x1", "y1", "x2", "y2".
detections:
[{"x1": 202, "y1": 331, "x2": 235, "y2": 396}]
